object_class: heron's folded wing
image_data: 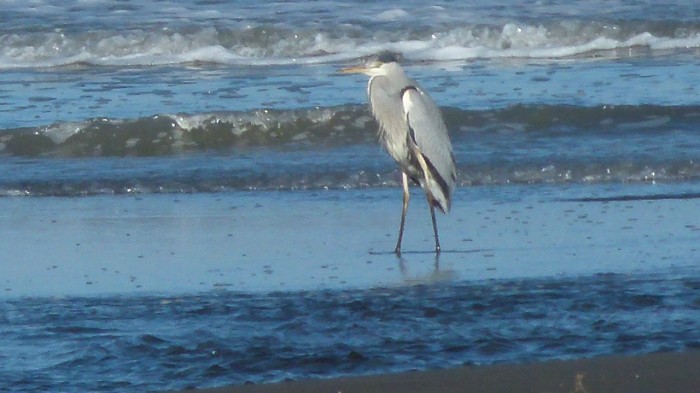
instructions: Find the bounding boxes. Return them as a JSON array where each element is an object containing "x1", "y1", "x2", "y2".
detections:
[{"x1": 401, "y1": 87, "x2": 456, "y2": 211}]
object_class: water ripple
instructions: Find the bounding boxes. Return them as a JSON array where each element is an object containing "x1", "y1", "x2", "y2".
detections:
[{"x1": 1, "y1": 271, "x2": 698, "y2": 392}]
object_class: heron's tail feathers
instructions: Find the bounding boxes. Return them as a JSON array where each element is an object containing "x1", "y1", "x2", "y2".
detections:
[
  {"x1": 415, "y1": 150, "x2": 455, "y2": 214},
  {"x1": 431, "y1": 188, "x2": 451, "y2": 213}
]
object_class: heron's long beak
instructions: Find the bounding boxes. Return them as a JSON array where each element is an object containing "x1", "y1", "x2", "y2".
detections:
[{"x1": 339, "y1": 65, "x2": 370, "y2": 74}]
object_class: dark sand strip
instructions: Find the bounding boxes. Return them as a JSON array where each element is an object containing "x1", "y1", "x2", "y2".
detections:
[{"x1": 177, "y1": 351, "x2": 700, "y2": 393}]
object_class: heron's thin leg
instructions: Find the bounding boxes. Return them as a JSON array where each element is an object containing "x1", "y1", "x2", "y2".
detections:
[
  {"x1": 428, "y1": 197, "x2": 441, "y2": 253},
  {"x1": 395, "y1": 172, "x2": 410, "y2": 255}
]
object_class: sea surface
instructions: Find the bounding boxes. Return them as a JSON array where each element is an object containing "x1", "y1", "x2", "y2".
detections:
[{"x1": 2, "y1": 0, "x2": 700, "y2": 392}]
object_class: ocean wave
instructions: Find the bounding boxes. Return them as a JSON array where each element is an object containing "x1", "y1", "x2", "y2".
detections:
[
  {"x1": 2, "y1": 20, "x2": 700, "y2": 69},
  {"x1": 2, "y1": 104, "x2": 700, "y2": 196},
  {"x1": 1, "y1": 104, "x2": 699, "y2": 157},
  {"x1": 0, "y1": 106, "x2": 376, "y2": 157}
]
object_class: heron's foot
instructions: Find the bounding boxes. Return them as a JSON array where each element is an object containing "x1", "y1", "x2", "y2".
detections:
[{"x1": 394, "y1": 246, "x2": 402, "y2": 256}]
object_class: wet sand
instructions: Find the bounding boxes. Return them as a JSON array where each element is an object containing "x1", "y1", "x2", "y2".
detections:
[
  {"x1": 1, "y1": 185, "x2": 699, "y2": 297},
  {"x1": 176, "y1": 350, "x2": 700, "y2": 393}
]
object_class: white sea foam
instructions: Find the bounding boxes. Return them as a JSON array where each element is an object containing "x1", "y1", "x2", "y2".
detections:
[
  {"x1": 2, "y1": 21, "x2": 700, "y2": 69},
  {"x1": 375, "y1": 9, "x2": 410, "y2": 21},
  {"x1": 42, "y1": 122, "x2": 88, "y2": 144}
]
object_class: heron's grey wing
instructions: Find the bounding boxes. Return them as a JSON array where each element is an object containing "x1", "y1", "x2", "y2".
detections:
[{"x1": 402, "y1": 86, "x2": 456, "y2": 212}]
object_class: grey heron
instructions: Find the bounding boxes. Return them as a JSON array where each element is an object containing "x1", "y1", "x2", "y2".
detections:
[{"x1": 341, "y1": 52, "x2": 456, "y2": 254}]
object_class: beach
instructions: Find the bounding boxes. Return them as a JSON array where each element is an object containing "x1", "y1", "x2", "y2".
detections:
[
  {"x1": 2, "y1": 185, "x2": 699, "y2": 392},
  {"x1": 179, "y1": 351, "x2": 700, "y2": 393},
  {"x1": 2, "y1": 0, "x2": 700, "y2": 391}
]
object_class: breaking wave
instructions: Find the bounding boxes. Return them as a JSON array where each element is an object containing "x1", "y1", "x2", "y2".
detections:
[
  {"x1": 2, "y1": 104, "x2": 700, "y2": 196},
  {"x1": 3, "y1": 20, "x2": 700, "y2": 69},
  {"x1": 2, "y1": 104, "x2": 699, "y2": 157},
  {"x1": 0, "y1": 106, "x2": 376, "y2": 156}
]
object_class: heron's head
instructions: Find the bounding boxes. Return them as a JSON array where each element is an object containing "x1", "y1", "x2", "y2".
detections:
[{"x1": 341, "y1": 51, "x2": 402, "y2": 77}]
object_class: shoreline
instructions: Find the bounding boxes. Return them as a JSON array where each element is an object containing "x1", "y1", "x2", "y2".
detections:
[{"x1": 175, "y1": 350, "x2": 700, "y2": 393}]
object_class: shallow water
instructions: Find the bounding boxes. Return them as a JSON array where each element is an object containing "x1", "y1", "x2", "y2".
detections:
[
  {"x1": 2, "y1": 1, "x2": 700, "y2": 392},
  {"x1": 1, "y1": 271, "x2": 699, "y2": 392}
]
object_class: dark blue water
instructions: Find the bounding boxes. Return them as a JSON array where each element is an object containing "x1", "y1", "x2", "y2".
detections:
[{"x1": 1, "y1": 271, "x2": 699, "y2": 392}]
